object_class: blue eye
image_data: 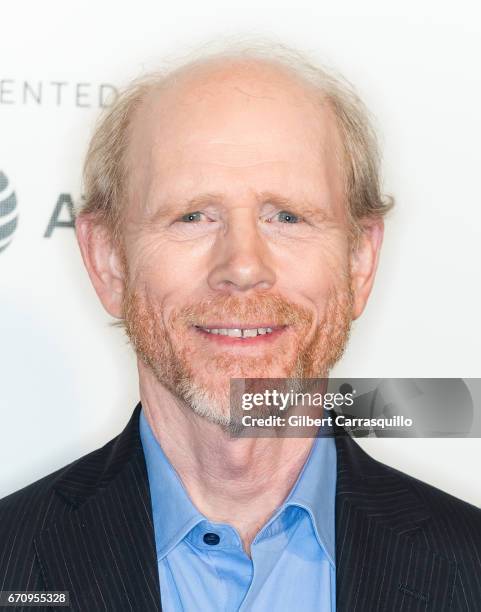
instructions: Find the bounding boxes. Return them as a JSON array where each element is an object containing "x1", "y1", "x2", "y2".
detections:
[
  {"x1": 278, "y1": 211, "x2": 299, "y2": 223},
  {"x1": 181, "y1": 211, "x2": 202, "y2": 222}
]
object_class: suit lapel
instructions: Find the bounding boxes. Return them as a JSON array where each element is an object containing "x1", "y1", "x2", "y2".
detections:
[
  {"x1": 34, "y1": 405, "x2": 162, "y2": 611},
  {"x1": 335, "y1": 433, "x2": 457, "y2": 611}
]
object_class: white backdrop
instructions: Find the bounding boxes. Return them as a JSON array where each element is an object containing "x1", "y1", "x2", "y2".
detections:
[{"x1": 1, "y1": 0, "x2": 480, "y2": 506}]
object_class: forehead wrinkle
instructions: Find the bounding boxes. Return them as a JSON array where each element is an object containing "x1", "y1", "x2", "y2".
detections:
[
  {"x1": 188, "y1": 160, "x2": 287, "y2": 169},
  {"x1": 148, "y1": 139, "x2": 324, "y2": 171}
]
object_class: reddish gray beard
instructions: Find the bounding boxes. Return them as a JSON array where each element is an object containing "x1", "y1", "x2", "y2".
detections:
[{"x1": 122, "y1": 284, "x2": 354, "y2": 428}]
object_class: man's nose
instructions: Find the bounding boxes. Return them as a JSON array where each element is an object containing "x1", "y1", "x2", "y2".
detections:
[{"x1": 207, "y1": 210, "x2": 276, "y2": 293}]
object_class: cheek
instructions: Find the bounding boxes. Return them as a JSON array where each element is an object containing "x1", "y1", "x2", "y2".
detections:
[
  {"x1": 273, "y1": 233, "x2": 351, "y2": 298},
  {"x1": 124, "y1": 234, "x2": 209, "y2": 296},
  {"x1": 122, "y1": 243, "x2": 203, "y2": 347}
]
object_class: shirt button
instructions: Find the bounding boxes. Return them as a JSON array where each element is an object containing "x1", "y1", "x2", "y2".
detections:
[{"x1": 203, "y1": 532, "x2": 220, "y2": 545}]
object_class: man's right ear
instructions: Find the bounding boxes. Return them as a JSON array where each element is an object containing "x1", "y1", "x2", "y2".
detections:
[{"x1": 75, "y1": 214, "x2": 125, "y2": 319}]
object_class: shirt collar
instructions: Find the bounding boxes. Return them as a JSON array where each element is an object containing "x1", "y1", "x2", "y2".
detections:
[
  {"x1": 281, "y1": 432, "x2": 337, "y2": 566},
  {"x1": 140, "y1": 409, "x2": 336, "y2": 565},
  {"x1": 139, "y1": 409, "x2": 205, "y2": 559}
]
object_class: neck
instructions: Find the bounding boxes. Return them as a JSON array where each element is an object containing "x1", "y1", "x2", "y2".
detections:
[{"x1": 138, "y1": 362, "x2": 320, "y2": 556}]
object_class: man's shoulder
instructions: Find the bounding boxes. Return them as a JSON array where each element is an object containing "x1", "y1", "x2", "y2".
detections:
[
  {"x1": 366, "y1": 449, "x2": 481, "y2": 552},
  {"x1": 382, "y1": 454, "x2": 480, "y2": 513},
  {"x1": 0, "y1": 405, "x2": 143, "y2": 528},
  {"x1": 0, "y1": 406, "x2": 147, "y2": 591},
  {"x1": 0, "y1": 464, "x2": 65, "y2": 516},
  {"x1": 0, "y1": 434, "x2": 120, "y2": 546}
]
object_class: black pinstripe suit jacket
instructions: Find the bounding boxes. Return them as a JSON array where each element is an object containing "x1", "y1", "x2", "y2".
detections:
[{"x1": 1, "y1": 403, "x2": 480, "y2": 611}]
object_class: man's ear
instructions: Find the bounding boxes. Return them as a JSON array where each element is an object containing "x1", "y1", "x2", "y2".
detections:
[
  {"x1": 349, "y1": 218, "x2": 384, "y2": 320},
  {"x1": 75, "y1": 214, "x2": 125, "y2": 318}
]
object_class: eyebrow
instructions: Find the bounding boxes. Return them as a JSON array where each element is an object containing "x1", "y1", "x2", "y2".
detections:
[
  {"x1": 146, "y1": 192, "x2": 224, "y2": 225},
  {"x1": 258, "y1": 191, "x2": 332, "y2": 222},
  {"x1": 146, "y1": 190, "x2": 332, "y2": 224}
]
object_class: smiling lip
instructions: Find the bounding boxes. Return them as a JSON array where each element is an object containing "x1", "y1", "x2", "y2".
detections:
[
  {"x1": 193, "y1": 324, "x2": 288, "y2": 345},
  {"x1": 195, "y1": 323, "x2": 284, "y2": 330}
]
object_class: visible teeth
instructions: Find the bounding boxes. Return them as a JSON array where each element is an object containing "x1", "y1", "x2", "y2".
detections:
[
  {"x1": 199, "y1": 326, "x2": 276, "y2": 337},
  {"x1": 227, "y1": 329, "x2": 242, "y2": 337}
]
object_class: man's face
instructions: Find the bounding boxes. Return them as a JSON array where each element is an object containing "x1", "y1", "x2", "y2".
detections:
[{"x1": 119, "y1": 62, "x2": 356, "y2": 426}]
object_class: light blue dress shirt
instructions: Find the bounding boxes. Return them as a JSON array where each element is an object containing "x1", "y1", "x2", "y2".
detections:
[{"x1": 139, "y1": 410, "x2": 337, "y2": 612}]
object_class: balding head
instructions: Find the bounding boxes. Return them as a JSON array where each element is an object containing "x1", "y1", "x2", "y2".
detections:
[{"x1": 123, "y1": 56, "x2": 347, "y2": 247}]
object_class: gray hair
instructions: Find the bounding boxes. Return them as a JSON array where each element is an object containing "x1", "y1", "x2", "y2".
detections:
[{"x1": 78, "y1": 37, "x2": 394, "y2": 247}]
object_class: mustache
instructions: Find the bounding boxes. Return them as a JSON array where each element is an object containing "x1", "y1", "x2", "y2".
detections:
[{"x1": 174, "y1": 293, "x2": 314, "y2": 328}]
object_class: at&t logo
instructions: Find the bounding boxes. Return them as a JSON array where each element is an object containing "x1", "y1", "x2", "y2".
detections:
[{"x1": 0, "y1": 170, "x2": 18, "y2": 253}]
